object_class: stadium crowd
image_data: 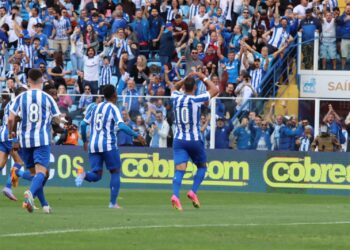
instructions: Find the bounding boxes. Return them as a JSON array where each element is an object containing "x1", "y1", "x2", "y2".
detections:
[{"x1": 0, "y1": 0, "x2": 349, "y2": 150}]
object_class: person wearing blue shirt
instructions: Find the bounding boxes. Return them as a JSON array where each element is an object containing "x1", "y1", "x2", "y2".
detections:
[
  {"x1": 233, "y1": 117, "x2": 252, "y2": 150},
  {"x1": 278, "y1": 116, "x2": 303, "y2": 151},
  {"x1": 117, "y1": 109, "x2": 137, "y2": 146},
  {"x1": 130, "y1": 10, "x2": 150, "y2": 50},
  {"x1": 148, "y1": 8, "x2": 165, "y2": 56},
  {"x1": 206, "y1": 117, "x2": 234, "y2": 149},
  {"x1": 111, "y1": 10, "x2": 128, "y2": 34},
  {"x1": 159, "y1": 23, "x2": 175, "y2": 65},
  {"x1": 122, "y1": 78, "x2": 141, "y2": 119},
  {"x1": 217, "y1": 49, "x2": 240, "y2": 85},
  {"x1": 251, "y1": 121, "x2": 274, "y2": 150},
  {"x1": 299, "y1": 8, "x2": 322, "y2": 69},
  {"x1": 33, "y1": 23, "x2": 48, "y2": 48},
  {"x1": 88, "y1": 13, "x2": 108, "y2": 46},
  {"x1": 336, "y1": 4, "x2": 350, "y2": 70},
  {"x1": 323, "y1": 104, "x2": 342, "y2": 141}
]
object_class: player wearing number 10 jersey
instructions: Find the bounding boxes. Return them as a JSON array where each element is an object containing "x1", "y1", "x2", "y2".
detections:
[
  {"x1": 9, "y1": 69, "x2": 61, "y2": 213},
  {"x1": 76, "y1": 85, "x2": 146, "y2": 208},
  {"x1": 170, "y1": 72, "x2": 218, "y2": 211}
]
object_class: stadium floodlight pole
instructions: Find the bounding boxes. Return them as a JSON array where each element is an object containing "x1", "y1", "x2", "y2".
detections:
[
  {"x1": 314, "y1": 98, "x2": 320, "y2": 138},
  {"x1": 313, "y1": 32, "x2": 319, "y2": 72},
  {"x1": 209, "y1": 98, "x2": 216, "y2": 149}
]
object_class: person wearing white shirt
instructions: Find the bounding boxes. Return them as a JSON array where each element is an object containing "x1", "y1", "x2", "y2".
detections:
[
  {"x1": 293, "y1": 0, "x2": 314, "y2": 19},
  {"x1": 0, "y1": 7, "x2": 6, "y2": 27},
  {"x1": 149, "y1": 111, "x2": 170, "y2": 148},
  {"x1": 191, "y1": 5, "x2": 209, "y2": 30},
  {"x1": 83, "y1": 47, "x2": 106, "y2": 94},
  {"x1": 27, "y1": 7, "x2": 42, "y2": 37},
  {"x1": 234, "y1": 73, "x2": 257, "y2": 113},
  {"x1": 5, "y1": 6, "x2": 22, "y2": 48}
]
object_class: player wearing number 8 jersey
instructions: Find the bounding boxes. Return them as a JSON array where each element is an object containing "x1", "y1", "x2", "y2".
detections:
[
  {"x1": 76, "y1": 84, "x2": 146, "y2": 208},
  {"x1": 8, "y1": 69, "x2": 61, "y2": 213},
  {"x1": 170, "y1": 72, "x2": 218, "y2": 211}
]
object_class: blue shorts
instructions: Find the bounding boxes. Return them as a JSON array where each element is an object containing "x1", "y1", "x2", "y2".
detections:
[
  {"x1": 173, "y1": 139, "x2": 207, "y2": 166},
  {"x1": 89, "y1": 148, "x2": 121, "y2": 172},
  {"x1": 0, "y1": 141, "x2": 12, "y2": 154},
  {"x1": 21, "y1": 146, "x2": 51, "y2": 169},
  {"x1": 320, "y1": 41, "x2": 337, "y2": 59}
]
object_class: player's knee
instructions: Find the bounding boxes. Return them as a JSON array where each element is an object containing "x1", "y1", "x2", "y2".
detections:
[
  {"x1": 176, "y1": 163, "x2": 187, "y2": 171},
  {"x1": 35, "y1": 164, "x2": 48, "y2": 175}
]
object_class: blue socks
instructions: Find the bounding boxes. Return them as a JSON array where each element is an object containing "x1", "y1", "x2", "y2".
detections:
[
  {"x1": 85, "y1": 171, "x2": 102, "y2": 182},
  {"x1": 36, "y1": 187, "x2": 48, "y2": 207},
  {"x1": 192, "y1": 167, "x2": 207, "y2": 193},
  {"x1": 29, "y1": 172, "x2": 45, "y2": 196},
  {"x1": 5, "y1": 174, "x2": 12, "y2": 189},
  {"x1": 172, "y1": 170, "x2": 185, "y2": 198},
  {"x1": 110, "y1": 172, "x2": 120, "y2": 205}
]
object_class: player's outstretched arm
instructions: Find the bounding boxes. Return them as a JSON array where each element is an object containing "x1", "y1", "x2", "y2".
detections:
[
  {"x1": 8, "y1": 112, "x2": 16, "y2": 139},
  {"x1": 195, "y1": 72, "x2": 219, "y2": 98},
  {"x1": 118, "y1": 122, "x2": 146, "y2": 145}
]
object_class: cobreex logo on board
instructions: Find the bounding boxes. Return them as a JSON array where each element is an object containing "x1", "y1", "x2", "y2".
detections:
[
  {"x1": 121, "y1": 153, "x2": 249, "y2": 187},
  {"x1": 263, "y1": 157, "x2": 350, "y2": 189}
]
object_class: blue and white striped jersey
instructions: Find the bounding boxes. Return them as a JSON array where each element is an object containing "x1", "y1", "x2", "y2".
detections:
[
  {"x1": 172, "y1": 91, "x2": 210, "y2": 141},
  {"x1": 0, "y1": 100, "x2": 12, "y2": 142},
  {"x1": 10, "y1": 89, "x2": 60, "y2": 148},
  {"x1": 268, "y1": 26, "x2": 290, "y2": 48},
  {"x1": 84, "y1": 102, "x2": 123, "y2": 153}
]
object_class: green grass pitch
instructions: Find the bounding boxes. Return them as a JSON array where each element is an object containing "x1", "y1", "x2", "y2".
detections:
[{"x1": 1, "y1": 187, "x2": 350, "y2": 250}]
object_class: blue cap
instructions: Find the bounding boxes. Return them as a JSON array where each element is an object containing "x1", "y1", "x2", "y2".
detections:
[
  {"x1": 165, "y1": 22, "x2": 173, "y2": 28},
  {"x1": 23, "y1": 34, "x2": 31, "y2": 40}
]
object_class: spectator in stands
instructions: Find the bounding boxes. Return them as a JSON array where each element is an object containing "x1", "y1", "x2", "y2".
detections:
[
  {"x1": 323, "y1": 104, "x2": 342, "y2": 141},
  {"x1": 118, "y1": 109, "x2": 136, "y2": 146},
  {"x1": 159, "y1": 22, "x2": 175, "y2": 65},
  {"x1": 191, "y1": 4, "x2": 208, "y2": 30},
  {"x1": 320, "y1": 10, "x2": 337, "y2": 70},
  {"x1": 296, "y1": 125, "x2": 314, "y2": 151},
  {"x1": 278, "y1": 116, "x2": 303, "y2": 151},
  {"x1": 70, "y1": 26, "x2": 84, "y2": 75},
  {"x1": 184, "y1": 39, "x2": 203, "y2": 74},
  {"x1": 82, "y1": 46, "x2": 106, "y2": 94},
  {"x1": 5, "y1": 6, "x2": 22, "y2": 49},
  {"x1": 336, "y1": 4, "x2": 350, "y2": 70},
  {"x1": 311, "y1": 123, "x2": 341, "y2": 152},
  {"x1": 252, "y1": 120, "x2": 274, "y2": 150},
  {"x1": 57, "y1": 83, "x2": 73, "y2": 114},
  {"x1": 299, "y1": 8, "x2": 321, "y2": 70},
  {"x1": 85, "y1": 0, "x2": 103, "y2": 14},
  {"x1": 217, "y1": 48, "x2": 240, "y2": 85},
  {"x1": 219, "y1": 84, "x2": 236, "y2": 117},
  {"x1": 233, "y1": 117, "x2": 252, "y2": 150},
  {"x1": 234, "y1": 72, "x2": 257, "y2": 114},
  {"x1": 27, "y1": 6, "x2": 41, "y2": 37},
  {"x1": 229, "y1": 25, "x2": 243, "y2": 53},
  {"x1": 122, "y1": 78, "x2": 141, "y2": 119},
  {"x1": 147, "y1": 8, "x2": 165, "y2": 58},
  {"x1": 78, "y1": 84, "x2": 93, "y2": 112},
  {"x1": 130, "y1": 55, "x2": 149, "y2": 95},
  {"x1": 33, "y1": 23, "x2": 49, "y2": 49},
  {"x1": 293, "y1": 0, "x2": 313, "y2": 19},
  {"x1": 51, "y1": 7, "x2": 72, "y2": 54},
  {"x1": 237, "y1": 7, "x2": 252, "y2": 37},
  {"x1": 0, "y1": 7, "x2": 6, "y2": 27},
  {"x1": 207, "y1": 116, "x2": 234, "y2": 149},
  {"x1": 200, "y1": 114, "x2": 210, "y2": 148},
  {"x1": 99, "y1": 56, "x2": 112, "y2": 93},
  {"x1": 5, "y1": 61, "x2": 27, "y2": 87},
  {"x1": 83, "y1": 24, "x2": 99, "y2": 52},
  {"x1": 149, "y1": 110, "x2": 170, "y2": 148},
  {"x1": 134, "y1": 115, "x2": 148, "y2": 146},
  {"x1": 263, "y1": 16, "x2": 293, "y2": 54},
  {"x1": 130, "y1": 9, "x2": 149, "y2": 51},
  {"x1": 172, "y1": 14, "x2": 188, "y2": 46}
]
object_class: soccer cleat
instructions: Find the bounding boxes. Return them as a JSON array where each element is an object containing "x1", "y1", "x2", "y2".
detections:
[
  {"x1": 171, "y1": 195, "x2": 183, "y2": 211},
  {"x1": 23, "y1": 190, "x2": 34, "y2": 213},
  {"x1": 2, "y1": 187, "x2": 18, "y2": 201},
  {"x1": 187, "y1": 190, "x2": 200, "y2": 208},
  {"x1": 108, "y1": 203, "x2": 121, "y2": 209},
  {"x1": 75, "y1": 168, "x2": 86, "y2": 187},
  {"x1": 11, "y1": 167, "x2": 19, "y2": 188},
  {"x1": 43, "y1": 205, "x2": 52, "y2": 214}
]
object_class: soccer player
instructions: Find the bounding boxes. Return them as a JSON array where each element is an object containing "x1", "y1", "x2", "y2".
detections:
[
  {"x1": 170, "y1": 71, "x2": 218, "y2": 211},
  {"x1": 76, "y1": 84, "x2": 146, "y2": 208},
  {"x1": 1, "y1": 87, "x2": 32, "y2": 201},
  {"x1": 8, "y1": 69, "x2": 61, "y2": 213}
]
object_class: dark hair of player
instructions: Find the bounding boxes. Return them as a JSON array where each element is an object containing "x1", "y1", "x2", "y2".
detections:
[
  {"x1": 28, "y1": 69, "x2": 43, "y2": 83},
  {"x1": 103, "y1": 84, "x2": 116, "y2": 100},
  {"x1": 184, "y1": 77, "x2": 196, "y2": 92}
]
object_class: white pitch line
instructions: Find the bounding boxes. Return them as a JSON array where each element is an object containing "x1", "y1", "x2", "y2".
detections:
[{"x1": 1, "y1": 221, "x2": 350, "y2": 238}]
